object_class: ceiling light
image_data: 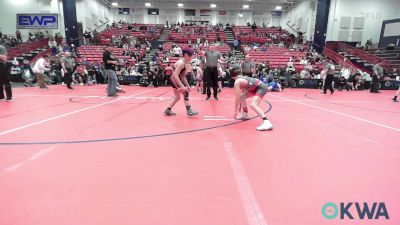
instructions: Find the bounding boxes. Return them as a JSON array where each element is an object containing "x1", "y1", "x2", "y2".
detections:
[
  {"x1": 111, "y1": 2, "x2": 118, "y2": 6},
  {"x1": 177, "y1": 3, "x2": 184, "y2": 7},
  {"x1": 276, "y1": 6, "x2": 282, "y2": 10},
  {"x1": 145, "y1": 2, "x2": 151, "y2": 7},
  {"x1": 243, "y1": 4, "x2": 249, "y2": 9},
  {"x1": 238, "y1": 13, "x2": 243, "y2": 17},
  {"x1": 210, "y1": 4, "x2": 217, "y2": 8}
]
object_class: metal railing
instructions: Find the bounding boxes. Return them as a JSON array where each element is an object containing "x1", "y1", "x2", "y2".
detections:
[
  {"x1": 323, "y1": 47, "x2": 358, "y2": 73},
  {"x1": 338, "y1": 42, "x2": 391, "y2": 69}
]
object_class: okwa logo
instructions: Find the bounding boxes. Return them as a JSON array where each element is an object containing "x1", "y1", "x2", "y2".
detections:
[{"x1": 322, "y1": 202, "x2": 389, "y2": 220}]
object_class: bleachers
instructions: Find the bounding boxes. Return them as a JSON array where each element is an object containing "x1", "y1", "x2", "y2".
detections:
[
  {"x1": 243, "y1": 45, "x2": 306, "y2": 70},
  {"x1": 160, "y1": 42, "x2": 231, "y2": 66},
  {"x1": 338, "y1": 42, "x2": 392, "y2": 69},
  {"x1": 76, "y1": 45, "x2": 146, "y2": 64},
  {"x1": 168, "y1": 26, "x2": 226, "y2": 43},
  {"x1": 232, "y1": 26, "x2": 289, "y2": 44},
  {"x1": 98, "y1": 24, "x2": 162, "y2": 44},
  {"x1": 7, "y1": 38, "x2": 50, "y2": 62},
  {"x1": 365, "y1": 48, "x2": 400, "y2": 69}
]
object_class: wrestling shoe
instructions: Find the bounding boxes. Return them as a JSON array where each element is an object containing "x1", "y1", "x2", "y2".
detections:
[
  {"x1": 256, "y1": 120, "x2": 273, "y2": 131},
  {"x1": 393, "y1": 96, "x2": 398, "y2": 102},
  {"x1": 236, "y1": 113, "x2": 250, "y2": 120},
  {"x1": 187, "y1": 109, "x2": 199, "y2": 116},
  {"x1": 164, "y1": 109, "x2": 177, "y2": 116}
]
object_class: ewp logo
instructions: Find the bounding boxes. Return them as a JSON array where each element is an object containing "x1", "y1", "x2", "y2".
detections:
[
  {"x1": 17, "y1": 14, "x2": 58, "y2": 29},
  {"x1": 322, "y1": 202, "x2": 389, "y2": 220}
]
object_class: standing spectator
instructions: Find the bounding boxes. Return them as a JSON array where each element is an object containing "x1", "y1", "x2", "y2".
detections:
[
  {"x1": 61, "y1": 52, "x2": 75, "y2": 89},
  {"x1": 83, "y1": 30, "x2": 92, "y2": 45},
  {"x1": 0, "y1": 44, "x2": 12, "y2": 101},
  {"x1": 233, "y1": 38, "x2": 239, "y2": 51},
  {"x1": 32, "y1": 55, "x2": 51, "y2": 89},
  {"x1": 103, "y1": 47, "x2": 120, "y2": 97},
  {"x1": 204, "y1": 48, "x2": 221, "y2": 100},
  {"x1": 49, "y1": 38, "x2": 58, "y2": 55},
  {"x1": 241, "y1": 55, "x2": 255, "y2": 77},
  {"x1": 16, "y1": 30, "x2": 22, "y2": 43},
  {"x1": 164, "y1": 63, "x2": 173, "y2": 86},
  {"x1": 371, "y1": 62, "x2": 383, "y2": 93},
  {"x1": 251, "y1": 22, "x2": 257, "y2": 33}
]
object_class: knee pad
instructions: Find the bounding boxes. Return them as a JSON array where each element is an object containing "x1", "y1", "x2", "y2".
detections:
[{"x1": 184, "y1": 92, "x2": 189, "y2": 101}]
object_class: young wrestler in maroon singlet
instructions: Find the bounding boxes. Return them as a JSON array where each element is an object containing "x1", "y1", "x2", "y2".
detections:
[{"x1": 164, "y1": 47, "x2": 199, "y2": 116}]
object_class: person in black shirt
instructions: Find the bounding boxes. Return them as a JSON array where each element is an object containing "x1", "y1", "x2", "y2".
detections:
[
  {"x1": 338, "y1": 76, "x2": 350, "y2": 91},
  {"x1": 0, "y1": 45, "x2": 12, "y2": 101},
  {"x1": 103, "y1": 47, "x2": 121, "y2": 97}
]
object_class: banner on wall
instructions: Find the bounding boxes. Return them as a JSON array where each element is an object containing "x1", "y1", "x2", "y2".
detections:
[
  {"x1": 17, "y1": 14, "x2": 58, "y2": 29},
  {"x1": 200, "y1": 9, "x2": 211, "y2": 16},
  {"x1": 271, "y1": 11, "x2": 282, "y2": 17},
  {"x1": 219, "y1": 11, "x2": 227, "y2": 16}
]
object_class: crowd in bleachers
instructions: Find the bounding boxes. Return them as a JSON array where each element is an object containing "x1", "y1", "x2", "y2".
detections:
[
  {"x1": 2, "y1": 20, "x2": 398, "y2": 96},
  {"x1": 168, "y1": 24, "x2": 226, "y2": 43},
  {"x1": 0, "y1": 28, "x2": 63, "y2": 49}
]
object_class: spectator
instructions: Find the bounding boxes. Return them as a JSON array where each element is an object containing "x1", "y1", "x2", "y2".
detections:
[
  {"x1": 83, "y1": 30, "x2": 92, "y2": 45},
  {"x1": 49, "y1": 38, "x2": 58, "y2": 55},
  {"x1": 338, "y1": 76, "x2": 351, "y2": 91},
  {"x1": 21, "y1": 60, "x2": 34, "y2": 87},
  {"x1": 251, "y1": 22, "x2": 257, "y2": 33},
  {"x1": 0, "y1": 44, "x2": 12, "y2": 101},
  {"x1": 173, "y1": 45, "x2": 182, "y2": 57},
  {"x1": 340, "y1": 67, "x2": 351, "y2": 80},
  {"x1": 16, "y1": 30, "x2": 22, "y2": 43},
  {"x1": 32, "y1": 55, "x2": 51, "y2": 89},
  {"x1": 299, "y1": 57, "x2": 308, "y2": 66},
  {"x1": 103, "y1": 47, "x2": 121, "y2": 97}
]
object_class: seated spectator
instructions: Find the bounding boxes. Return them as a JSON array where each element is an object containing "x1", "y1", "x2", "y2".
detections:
[
  {"x1": 340, "y1": 67, "x2": 351, "y2": 80},
  {"x1": 172, "y1": 45, "x2": 182, "y2": 57},
  {"x1": 299, "y1": 57, "x2": 308, "y2": 66},
  {"x1": 21, "y1": 60, "x2": 34, "y2": 87},
  {"x1": 74, "y1": 64, "x2": 88, "y2": 85},
  {"x1": 338, "y1": 76, "x2": 351, "y2": 91},
  {"x1": 299, "y1": 69, "x2": 309, "y2": 79}
]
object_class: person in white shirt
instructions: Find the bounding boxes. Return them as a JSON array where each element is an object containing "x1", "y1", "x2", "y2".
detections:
[
  {"x1": 32, "y1": 55, "x2": 51, "y2": 89},
  {"x1": 305, "y1": 62, "x2": 313, "y2": 71},
  {"x1": 173, "y1": 46, "x2": 182, "y2": 57},
  {"x1": 300, "y1": 69, "x2": 308, "y2": 78},
  {"x1": 299, "y1": 57, "x2": 308, "y2": 66},
  {"x1": 340, "y1": 67, "x2": 351, "y2": 80}
]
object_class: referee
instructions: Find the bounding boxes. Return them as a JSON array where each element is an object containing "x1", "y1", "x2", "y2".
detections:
[
  {"x1": 241, "y1": 55, "x2": 255, "y2": 77},
  {"x1": 204, "y1": 48, "x2": 221, "y2": 100},
  {"x1": 323, "y1": 60, "x2": 335, "y2": 94},
  {"x1": 371, "y1": 62, "x2": 383, "y2": 93}
]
